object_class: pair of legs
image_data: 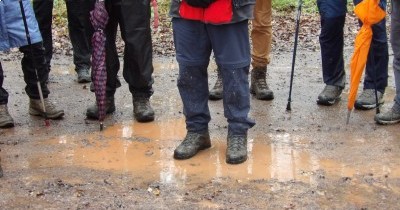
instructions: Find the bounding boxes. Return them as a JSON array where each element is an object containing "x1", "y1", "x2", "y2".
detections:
[
  {"x1": 316, "y1": 0, "x2": 388, "y2": 108},
  {"x1": 172, "y1": 18, "x2": 255, "y2": 164},
  {"x1": 0, "y1": 43, "x2": 64, "y2": 128},
  {"x1": 375, "y1": 0, "x2": 400, "y2": 124},
  {"x1": 86, "y1": 0, "x2": 155, "y2": 123},
  {"x1": 33, "y1": 0, "x2": 95, "y2": 83},
  {"x1": 209, "y1": 0, "x2": 274, "y2": 101}
]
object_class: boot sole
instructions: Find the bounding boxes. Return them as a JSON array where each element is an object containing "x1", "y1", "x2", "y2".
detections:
[
  {"x1": 375, "y1": 118, "x2": 400, "y2": 125},
  {"x1": 226, "y1": 155, "x2": 248, "y2": 164},
  {"x1": 0, "y1": 121, "x2": 14, "y2": 128},
  {"x1": 208, "y1": 94, "x2": 223, "y2": 101},
  {"x1": 135, "y1": 113, "x2": 155, "y2": 123},
  {"x1": 29, "y1": 108, "x2": 64, "y2": 119},
  {"x1": 317, "y1": 97, "x2": 341, "y2": 106},
  {"x1": 173, "y1": 144, "x2": 211, "y2": 160},
  {"x1": 355, "y1": 102, "x2": 383, "y2": 110},
  {"x1": 86, "y1": 106, "x2": 116, "y2": 120}
]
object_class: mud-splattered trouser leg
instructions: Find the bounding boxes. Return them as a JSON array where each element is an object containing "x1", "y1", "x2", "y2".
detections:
[
  {"x1": 392, "y1": 0, "x2": 400, "y2": 107},
  {"x1": 0, "y1": 61, "x2": 8, "y2": 105},
  {"x1": 19, "y1": 42, "x2": 50, "y2": 100},
  {"x1": 172, "y1": 18, "x2": 255, "y2": 135}
]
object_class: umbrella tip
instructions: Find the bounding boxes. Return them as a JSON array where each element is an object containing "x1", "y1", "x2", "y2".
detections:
[
  {"x1": 346, "y1": 110, "x2": 351, "y2": 125},
  {"x1": 100, "y1": 122, "x2": 104, "y2": 131}
]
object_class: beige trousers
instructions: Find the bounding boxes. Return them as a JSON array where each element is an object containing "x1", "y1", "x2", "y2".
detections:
[{"x1": 251, "y1": 0, "x2": 272, "y2": 68}]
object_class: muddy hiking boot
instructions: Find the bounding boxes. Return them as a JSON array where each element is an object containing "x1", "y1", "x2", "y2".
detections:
[
  {"x1": 209, "y1": 67, "x2": 223, "y2": 100},
  {"x1": 317, "y1": 85, "x2": 343, "y2": 106},
  {"x1": 355, "y1": 89, "x2": 384, "y2": 110},
  {"x1": 250, "y1": 66, "x2": 274, "y2": 100},
  {"x1": 133, "y1": 97, "x2": 155, "y2": 122},
  {"x1": 174, "y1": 131, "x2": 211, "y2": 160},
  {"x1": 226, "y1": 135, "x2": 248, "y2": 164},
  {"x1": 77, "y1": 68, "x2": 91, "y2": 83},
  {"x1": 86, "y1": 97, "x2": 116, "y2": 119},
  {"x1": 29, "y1": 98, "x2": 64, "y2": 119},
  {"x1": 374, "y1": 103, "x2": 400, "y2": 125},
  {"x1": 0, "y1": 104, "x2": 14, "y2": 128}
]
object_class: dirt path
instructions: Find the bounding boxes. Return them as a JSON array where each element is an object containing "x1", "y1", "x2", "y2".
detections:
[{"x1": 0, "y1": 45, "x2": 399, "y2": 209}]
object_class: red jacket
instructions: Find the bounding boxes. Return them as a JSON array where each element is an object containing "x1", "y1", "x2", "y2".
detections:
[{"x1": 179, "y1": 0, "x2": 233, "y2": 24}]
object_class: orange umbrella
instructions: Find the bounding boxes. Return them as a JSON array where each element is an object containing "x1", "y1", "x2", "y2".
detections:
[{"x1": 347, "y1": 0, "x2": 386, "y2": 123}]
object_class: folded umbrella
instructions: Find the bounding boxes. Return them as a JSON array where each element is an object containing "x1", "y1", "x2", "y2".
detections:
[
  {"x1": 347, "y1": 0, "x2": 386, "y2": 124},
  {"x1": 90, "y1": 0, "x2": 108, "y2": 130}
]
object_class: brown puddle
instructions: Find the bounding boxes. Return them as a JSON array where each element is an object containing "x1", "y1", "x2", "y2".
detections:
[{"x1": 6, "y1": 118, "x2": 400, "y2": 187}]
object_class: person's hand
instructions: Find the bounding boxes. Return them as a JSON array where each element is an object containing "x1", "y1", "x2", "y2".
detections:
[{"x1": 185, "y1": 0, "x2": 216, "y2": 8}]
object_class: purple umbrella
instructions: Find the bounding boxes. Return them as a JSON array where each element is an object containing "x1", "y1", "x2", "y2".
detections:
[{"x1": 90, "y1": 0, "x2": 108, "y2": 131}]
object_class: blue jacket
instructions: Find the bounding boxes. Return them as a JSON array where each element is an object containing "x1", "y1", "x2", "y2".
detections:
[{"x1": 0, "y1": 0, "x2": 42, "y2": 51}]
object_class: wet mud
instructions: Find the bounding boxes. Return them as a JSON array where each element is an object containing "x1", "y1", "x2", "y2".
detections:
[{"x1": 1, "y1": 49, "x2": 400, "y2": 209}]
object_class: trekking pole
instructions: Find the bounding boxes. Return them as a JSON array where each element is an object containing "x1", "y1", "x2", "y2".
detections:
[
  {"x1": 18, "y1": 0, "x2": 49, "y2": 126},
  {"x1": 286, "y1": 0, "x2": 303, "y2": 111},
  {"x1": 371, "y1": 50, "x2": 381, "y2": 114}
]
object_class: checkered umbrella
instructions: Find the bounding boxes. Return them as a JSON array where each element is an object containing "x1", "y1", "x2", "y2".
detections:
[{"x1": 90, "y1": 0, "x2": 108, "y2": 130}]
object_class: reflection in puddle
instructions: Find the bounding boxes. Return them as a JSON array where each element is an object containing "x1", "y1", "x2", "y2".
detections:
[{"x1": 15, "y1": 118, "x2": 400, "y2": 187}]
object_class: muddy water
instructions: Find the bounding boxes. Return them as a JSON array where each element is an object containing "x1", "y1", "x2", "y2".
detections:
[{"x1": 4, "y1": 117, "x2": 398, "y2": 191}]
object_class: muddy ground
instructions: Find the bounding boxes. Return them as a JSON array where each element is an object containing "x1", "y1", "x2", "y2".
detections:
[{"x1": 1, "y1": 15, "x2": 400, "y2": 209}]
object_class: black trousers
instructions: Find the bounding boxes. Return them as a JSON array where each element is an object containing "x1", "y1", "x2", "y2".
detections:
[
  {"x1": 104, "y1": 0, "x2": 154, "y2": 98},
  {"x1": 0, "y1": 43, "x2": 50, "y2": 105},
  {"x1": 33, "y1": 0, "x2": 95, "y2": 71}
]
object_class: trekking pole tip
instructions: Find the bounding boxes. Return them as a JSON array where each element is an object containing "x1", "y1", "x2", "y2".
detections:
[
  {"x1": 100, "y1": 122, "x2": 104, "y2": 131},
  {"x1": 286, "y1": 102, "x2": 292, "y2": 111}
]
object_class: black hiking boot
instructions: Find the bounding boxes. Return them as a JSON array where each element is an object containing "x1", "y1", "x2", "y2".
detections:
[
  {"x1": 133, "y1": 97, "x2": 155, "y2": 122},
  {"x1": 77, "y1": 68, "x2": 91, "y2": 83},
  {"x1": 86, "y1": 97, "x2": 116, "y2": 119},
  {"x1": 317, "y1": 85, "x2": 343, "y2": 106},
  {"x1": 226, "y1": 134, "x2": 247, "y2": 164},
  {"x1": 174, "y1": 131, "x2": 211, "y2": 159},
  {"x1": 209, "y1": 68, "x2": 223, "y2": 100},
  {"x1": 250, "y1": 66, "x2": 274, "y2": 100}
]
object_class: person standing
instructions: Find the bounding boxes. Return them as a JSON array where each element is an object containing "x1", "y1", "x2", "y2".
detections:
[
  {"x1": 170, "y1": 0, "x2": 256, "y2": 164},
  {"x1": 85, "y1": 0, "x2": 155, "y2": 122},
  {"x1": 375, "y1": 0, "x2": 400, "y2": 124},
  {"x1": 0, "y1": 0, "x2": 64, "y2": 129},
  {"x1": 32, "y1": 0, "x2": 95, "y2": 83},
  {"x1": 209, "y1": 0, "x2": 274, "y2": 101},
  {"x1": 316, "y1": 0, "x2": 388, "y2": 108}
]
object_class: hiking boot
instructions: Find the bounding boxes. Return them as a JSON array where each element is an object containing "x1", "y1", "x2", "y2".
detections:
[
  {"x1": 174, "y1": 131, "x2": 211, "y2": 159},
  {"x1": 0, "y1": 104, "x2": 14, "y2": 128},
  {"x1": 355, "y1": 89, "x2": 384, "y2": 110},
  {"x1": 317, "y1": 85, "x2": 343, "y2": 106},
  {"x1": 77, "y1": 68, "x2": 91, "y2": 83},
  {"x1": 29, "y1": 98, "x2": 64, "y2": 119},
  {"x1": 250, "y1": 66, "x2": 274, "y2": 100},
  {"x1": 86, "y1": 97, "x2": 116, "y2": 119},
  {"x1": 133, "y1": 97, "x2": 155, "y2": 122},
  {"x1": 226, "y1": 135, "x2": 247, "y2": 164},
  {"x1": 374, "y1": 103, "x2": 400, "y2": 125},
  {"x1": 209, "y1": 68, "x2": 223, "y2": 100}
]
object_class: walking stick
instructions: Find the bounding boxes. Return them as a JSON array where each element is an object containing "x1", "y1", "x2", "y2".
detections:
[
  {"x1": 18, "y1": 0, "x2": 49, "y2": 126},
  {"x1": 286, "y1": 0, "x2": 303, "y2": 111}
]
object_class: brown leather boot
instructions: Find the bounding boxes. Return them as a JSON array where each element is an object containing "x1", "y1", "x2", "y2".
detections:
[{"x1": 250, "y1": 66, "x2": 274, "y2": 100}]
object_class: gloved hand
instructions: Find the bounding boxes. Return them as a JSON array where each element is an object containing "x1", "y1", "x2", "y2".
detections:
[{"x1": 185, "y1": 0, "x2": 216, "y2": 8}]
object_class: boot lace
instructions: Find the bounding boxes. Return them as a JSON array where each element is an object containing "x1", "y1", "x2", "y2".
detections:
[{"x1": 228, "y1": 136, "x2": 246, "y2": 152}]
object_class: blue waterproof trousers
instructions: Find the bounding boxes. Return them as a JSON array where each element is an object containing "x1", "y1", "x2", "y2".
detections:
[
  {"x1": 172, "y1": 18, "x2": 255, "y2": 136},
  {"x1": 317, "y1": 0, "x2": 388, "y2": 93}
]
